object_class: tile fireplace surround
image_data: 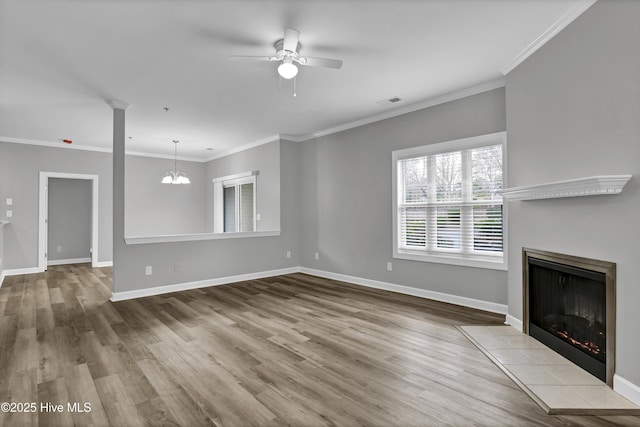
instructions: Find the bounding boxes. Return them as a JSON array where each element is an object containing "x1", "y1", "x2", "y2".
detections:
[{"x1": 459, "y1": 325, "x2": 640, "y2": 415}]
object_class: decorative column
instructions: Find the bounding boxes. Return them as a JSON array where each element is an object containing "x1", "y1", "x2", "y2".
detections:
[{"x1": 108, "y1": 100, "x2": 129, "y2": 294}]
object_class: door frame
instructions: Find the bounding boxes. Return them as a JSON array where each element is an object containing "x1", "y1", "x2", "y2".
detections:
[{"x1": 38, "y1": 172, "x2": 99, "y2": 271}]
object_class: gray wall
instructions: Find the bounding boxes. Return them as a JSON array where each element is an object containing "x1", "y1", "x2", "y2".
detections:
[
  {"x1": 48, "y1": 178, "x2": 92, "y2": 261},
  {"x1": 0, "y1": 141, "x2": 113, "y2": 269},
  {"x1": 505, "y1": 0, "x2": 640, "y2": 386},
  {"x1": 205, "y1": 140, "x2": 281, "y2": 232},
  {"x1": 125, "y1": 155, "x2": 206, "y2": 236},
  {"x1": 300, "y1": 88, "x2": 508, "y2": 304},
  {"x1": 112, "y1": 139, "x2": 299, "y2": 293},
  {"x1": 0, "y1": 139, "x2": 283, "y2": 269}
]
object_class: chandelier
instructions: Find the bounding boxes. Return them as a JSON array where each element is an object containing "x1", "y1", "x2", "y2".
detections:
[{"x1": 161, "y1": 140, "x2": 191, "y2": 184}]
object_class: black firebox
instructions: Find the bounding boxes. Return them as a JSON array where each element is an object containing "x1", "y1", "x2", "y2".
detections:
[
  {"x1": 523, "y1": 248, "x2": 615, "y2": 386},
  {"x1": 527, "y1": 256, "x2": 607, "y2": 382}
]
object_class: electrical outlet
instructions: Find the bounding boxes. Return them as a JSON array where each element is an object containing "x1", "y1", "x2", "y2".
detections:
[
  {"x1": 57, "y1": 246, "x2": 62, "y2": 253},
  {"x1": 256, "y1": 213, "x2": 261, "y2": 221},
  {"x1": 387, "y1": 262, "x2": 393, "y2": 272},
  {"x1": 6, "y1": 210, "x2": 12, "y2": 218},
  {"x1": 315, "y1": 252, "x2": 319, "y2": 260},
  {"x1": 6, "y1": 198, "x2": 12, "y2": 206},
  {"x1": 174, "y1": 263, "x2": 181, "y2": 272},
  {"x1": 145, "y1": 266, "x2": 152, "y2": 275},
  {"x1": 286, "y1": 251, "x2": 291, "y2": 259}
]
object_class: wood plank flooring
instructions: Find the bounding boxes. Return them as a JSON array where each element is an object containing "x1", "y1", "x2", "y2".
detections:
[{"x1": 1, "y1": 264, "x2": 639, "y2": 426}]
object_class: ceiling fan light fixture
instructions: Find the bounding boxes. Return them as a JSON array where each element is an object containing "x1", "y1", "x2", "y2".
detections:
[{"x1": 278, "y1": 58, "x2": 298, "y2": 79}]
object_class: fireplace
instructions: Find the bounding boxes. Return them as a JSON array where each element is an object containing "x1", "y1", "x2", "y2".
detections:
[{"x1": 523, "y1": 248, "x2": 616, "y2": 386}]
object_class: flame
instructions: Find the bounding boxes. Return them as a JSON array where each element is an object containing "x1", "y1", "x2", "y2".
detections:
[{"x1": 555, "y1": 330, "x2": 602, "y2": 356}]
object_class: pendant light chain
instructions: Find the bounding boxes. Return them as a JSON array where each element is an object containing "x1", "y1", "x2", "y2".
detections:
[
  {"x1": 174, "y1": 140, "x2": 178, "y2": 172},
  {"x1": 161, "y1": 108, "x2": 190, "y2": 184}
]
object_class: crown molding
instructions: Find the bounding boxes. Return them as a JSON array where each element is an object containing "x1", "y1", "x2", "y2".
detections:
[
  {"x1": 279, "y1": 134, "x2": 308, "y2": 143},
  {"x1": 0, "y1": 136, "x2": 113, "y2": 154},
  {"x1": 201, "y1": 134, "x2": 281, "y2": 162},
  {"x1": 125, "y1": 150, "x2": 203, "y2": 163},
  {"x1": 500, "y1": 175, "x2": 632, "y2": 201},
  {"x1": 293, "y1": 77, "x2": 506, "y2": 142},
  {"x1": 501, "y1": 0, "x2": 597, "y2": 75},
  {"x1": 0, "y1": 136, "x2": 203, "y2": 162}
]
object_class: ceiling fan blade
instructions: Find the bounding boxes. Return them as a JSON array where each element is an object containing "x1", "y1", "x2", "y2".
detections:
[
  {"x1": 230, "y1": 55, "x2": 277, "y2": 62},
  {"x1": 300, "y1": 57, "x2": 343, "y2": 69},
  {"x1": 282, "y1": 28, "x2": 300, "y2": 53}
]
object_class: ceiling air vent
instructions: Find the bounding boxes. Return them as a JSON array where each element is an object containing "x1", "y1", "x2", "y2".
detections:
[{"x1": 376, "y1": 96, "x2": 402, "y2": 105}]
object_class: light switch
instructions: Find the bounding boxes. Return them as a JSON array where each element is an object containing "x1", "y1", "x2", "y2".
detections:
[{"x1": 6, "y1": 198, "x2": 12, "y2": 206}]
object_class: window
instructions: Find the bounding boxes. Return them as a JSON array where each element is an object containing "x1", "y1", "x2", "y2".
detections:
[
  {"x1": 392, "y1": 132, "x2": 506, "y2": 269},
  {"x1": 223, "y1": 180, "x2": 254, "y2": 232},
  {"x1": 213, "y1": 171, "x2": 257, "y2": 233}
]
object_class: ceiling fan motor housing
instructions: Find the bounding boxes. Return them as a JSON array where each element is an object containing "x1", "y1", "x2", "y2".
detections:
[{"x1": 274, "y1": 39, "x2": 301, "y2": 58}]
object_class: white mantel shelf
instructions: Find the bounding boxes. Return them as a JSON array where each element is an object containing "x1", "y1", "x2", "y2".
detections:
[{"x1": 500, "y1": 175, "x2": 632, "y2": 201}]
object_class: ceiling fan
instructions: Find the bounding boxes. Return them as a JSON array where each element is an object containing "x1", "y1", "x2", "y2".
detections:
[{"x1": 231, "y1": 28, "x2": 343, "y2": 80}]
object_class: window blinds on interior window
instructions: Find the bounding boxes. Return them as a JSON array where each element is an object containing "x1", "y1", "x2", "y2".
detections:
[
  {"x1": 240, "y1": 183, "x2": 254, "y2": 232},
  {"x1": 223, "y1": 186, "x2": 236, "y2": 233}
]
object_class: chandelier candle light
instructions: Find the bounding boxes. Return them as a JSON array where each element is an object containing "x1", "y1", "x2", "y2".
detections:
[{"x1": 162, "y1": 140, "x2": 191, "y2": 184}]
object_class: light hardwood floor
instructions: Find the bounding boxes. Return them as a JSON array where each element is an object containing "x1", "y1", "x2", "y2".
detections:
[{"x1": 1, "y1": 264, "x2": 639, "y2": 426}]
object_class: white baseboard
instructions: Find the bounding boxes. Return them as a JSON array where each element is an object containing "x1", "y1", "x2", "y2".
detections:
[
  {"x1": 47, "y1": 257, "x2": 91, "y2": 266},
  {"x1": 614, "y1": 375, "x2": 640, "y2": 407},
  {"x1": 4, "y1": 267, "x2": 42, "y2": 276},
  {"x1": 2, "y1": 267, "x2": 43, "y2": 287},
  {"x1": 110, "y1": 267, "x2": 300, "y2": 302},
  {"x1": 299, "y1": 267, "x2": 507, "y2": 315},
  {"x1": 4, "y1": 262, "x2": 507, "y2": 316},
  {"x1": 93, "y1": 261, "x2": 113, "y2": 268},
  {"x1": 505, "y1": 314, "x2": 523, "y2": 332},
  {"x1": 111, "y1": 266, "x2": 508, "y2": 315}
]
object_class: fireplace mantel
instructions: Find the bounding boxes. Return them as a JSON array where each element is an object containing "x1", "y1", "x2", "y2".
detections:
[{"x1": 500, "y1": 175, "x2": 631, "y2": 201}]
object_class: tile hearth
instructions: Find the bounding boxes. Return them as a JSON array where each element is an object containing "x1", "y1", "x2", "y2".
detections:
[{"x1": 459, "y1": 325, "x2": 640, "y2": 415}]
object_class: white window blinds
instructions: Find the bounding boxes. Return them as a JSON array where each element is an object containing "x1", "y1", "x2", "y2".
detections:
[{"x1": 394, "y1": 133, "x2": 505, "y2": 269}]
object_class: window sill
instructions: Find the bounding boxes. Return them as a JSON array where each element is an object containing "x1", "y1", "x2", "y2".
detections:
[
  {"x1": 125, "y1": 230, "x2": 281, "y2": 245},
  {"x1": 394, "y1": 250, "x2": 507, "y2": 271}
]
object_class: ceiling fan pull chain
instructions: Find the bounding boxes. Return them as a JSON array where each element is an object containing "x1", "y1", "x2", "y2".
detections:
[{"x1": 293, "y1": 76, "x2": 297, "y2": 97}]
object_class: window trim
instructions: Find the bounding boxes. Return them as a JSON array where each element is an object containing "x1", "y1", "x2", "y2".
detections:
[
  {"x1": 212, "y1": 170, "x2": 258, "y2": 233},
  {"x1": 392, "y1": 132, "x2": 508, "y2": 270}
]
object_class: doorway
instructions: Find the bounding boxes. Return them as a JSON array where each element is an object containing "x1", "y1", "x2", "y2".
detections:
[{"x1": 38, "y1": 172, "x2": 99, "y2": 271}]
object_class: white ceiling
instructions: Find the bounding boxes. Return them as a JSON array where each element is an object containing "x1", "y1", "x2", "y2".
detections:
[{"x1": 0, "y1": 0, "x2": 593, "y2": 160}]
